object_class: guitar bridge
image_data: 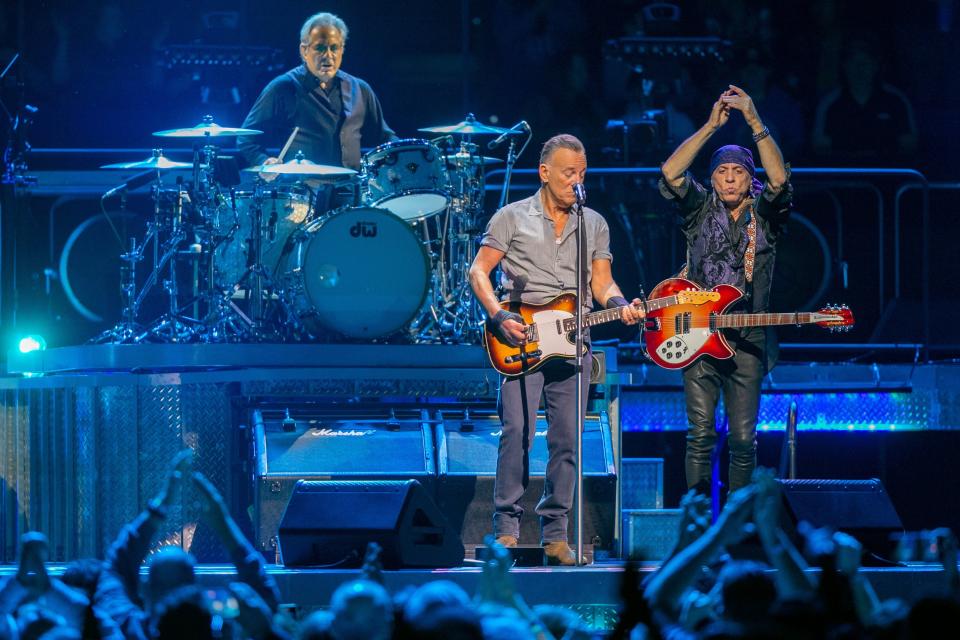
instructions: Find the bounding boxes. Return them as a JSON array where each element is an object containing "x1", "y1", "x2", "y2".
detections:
[{"x1": 504, "y1": 349, "x2": 542, "y2": 364}]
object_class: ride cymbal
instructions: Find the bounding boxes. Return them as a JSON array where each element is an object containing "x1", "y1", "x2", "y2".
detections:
[
  {"x1": 418, "y1": 113, "x2": 510, "y2": 135},
  {"x1": 153, "y1": 121, "x2": 263, "y2": 138},
  {"x1": 101, "y1": 155, "x2": 192, "y2": 169}
]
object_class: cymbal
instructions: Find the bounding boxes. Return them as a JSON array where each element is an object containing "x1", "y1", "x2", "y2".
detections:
[
  {"x1": 445, "y1": 151, "x2": 503, "y2": 166},
  {"x1": 153, "y1": 121, "x2": 263, "y2": 138},
  {"x1": 418, "y1": 113, "x2": 511, "y2": 135},
  {"x1": 101, "y1": 155, "x2": 192, "y2": 170},
  {"x1": 242, "y1": 157, "x2": 357, "y2": 178}
]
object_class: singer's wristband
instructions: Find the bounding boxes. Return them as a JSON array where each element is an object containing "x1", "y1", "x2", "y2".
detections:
[
  {"x1": 491, "y1": 309, "x2": 522, "y2": 328},
  {"x1": 605, "y1": 296, "x2": 630, "y2": 310}
]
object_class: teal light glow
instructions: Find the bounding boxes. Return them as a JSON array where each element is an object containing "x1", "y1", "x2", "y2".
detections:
[{"x1": 17, "y1": 335, "x2": 47, "y2": 353}]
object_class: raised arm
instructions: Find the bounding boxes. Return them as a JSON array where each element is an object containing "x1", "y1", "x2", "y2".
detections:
[
  {"x1": 722, "y1": 84, "x2": 787, "y2": 190},
  {"x1": 661, "y1": 95, "x2": 730, "y2": 187}
]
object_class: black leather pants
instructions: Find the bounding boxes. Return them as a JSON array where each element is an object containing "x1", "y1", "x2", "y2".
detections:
[{"x1": 682, "y1": 329, "x2": 765, "y2": 495}]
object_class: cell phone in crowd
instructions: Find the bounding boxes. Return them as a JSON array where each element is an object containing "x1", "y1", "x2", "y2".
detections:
[
  {"x1": 206, "y1": 588, "x2": 241, "y2": 619},
  {"x1": 892, "y1": 529, "x2": 948, "y2": 562}
]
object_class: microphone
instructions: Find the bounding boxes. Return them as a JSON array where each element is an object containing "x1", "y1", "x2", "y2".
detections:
[
  {"x1": 488, "y1": 120, "x2": 529, "y2": 149},
  {"x1": 103, "y1": 169, "x2": 156, "y2": 199},
  {"x1": 573, "y1": 183, "x2": 586, "y2": 205}
]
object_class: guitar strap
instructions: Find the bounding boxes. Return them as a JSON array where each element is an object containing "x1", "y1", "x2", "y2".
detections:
[{"x1": 678, "y1": 205, "x2": 757, "y2": 283}]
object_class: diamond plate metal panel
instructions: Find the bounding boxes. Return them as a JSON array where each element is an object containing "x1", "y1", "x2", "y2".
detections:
[
  {"x1": 181, "y1": 382, "x2": 235, "y2": 562},
  {"x1": 567, "y1": 604, "x2": 619, "y2": 632},
  {"x1": 621, "y1": 458, "x2": 664, "y2": 509},
  {"x1": 74, "y1": 386, "x2": 99, "y2": 558},
  {"x1": 622, "y1": 509, "x2": 682, "y2": 562},
  {"x1": 98, "y1": 385, "x2": 140, "y2": 555},
  {"x1": 139, "y1": 384, "x2": 186, "y2": 550}
]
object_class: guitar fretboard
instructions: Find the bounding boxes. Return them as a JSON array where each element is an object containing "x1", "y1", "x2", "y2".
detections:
[
  {"x1": 713, "y1": 312, "x2": 820, "y2": 328},
  {"x1": 559, "y1": 295, "x2": 680, "y2": 332}
]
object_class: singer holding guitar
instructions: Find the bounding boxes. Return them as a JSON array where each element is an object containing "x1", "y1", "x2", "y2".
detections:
[
  {"x1": 469, "y1": 134, "x2": 643, "y2": 565},
  {"x1": 659, "y1": 85, "x2": 793, "y2": 497}
]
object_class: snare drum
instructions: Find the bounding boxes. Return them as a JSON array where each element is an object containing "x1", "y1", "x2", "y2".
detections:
[
  {"x1": 283, "y1": 206, "x2": 429, "y2": 339},
  {"x1": 213, "y1": 186, "x2": 316, "y2": 287},
  {"x1": 361, "y1": 138, "x2": 449, "y2": 221}
]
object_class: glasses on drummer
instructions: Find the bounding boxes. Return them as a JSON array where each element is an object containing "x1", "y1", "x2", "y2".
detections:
[{"x1": 311, "y1": 44, "x2": 343, "y2": 55}]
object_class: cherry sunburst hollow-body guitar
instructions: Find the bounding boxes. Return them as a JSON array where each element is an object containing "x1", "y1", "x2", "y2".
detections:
[
  {"x1": 484, "y1": 289, "x2": 720, "y2": 377},
  {"x1": 643, "y1": 277, "x2": 855, "y2": 369}
]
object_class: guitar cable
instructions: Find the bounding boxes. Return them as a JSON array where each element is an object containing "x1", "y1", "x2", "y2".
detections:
[{"x1": 637, "y1": 285, "x2": 655, "y2": 363}]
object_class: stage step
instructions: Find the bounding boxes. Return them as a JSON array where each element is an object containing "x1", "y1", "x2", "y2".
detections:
[
  {"x1": 621, "y1": 457, "x2": 665, "y2": 509},
  {"x1": 621, "y1": 509, "x2": 682, "y2": 562}
]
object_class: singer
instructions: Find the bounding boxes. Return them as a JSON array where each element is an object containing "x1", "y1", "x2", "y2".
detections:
[
  {"x1": 237, "y1": 12, "x2": 396, "y2": 171},
  {"x1": 468, "y1": 134, "x2": 643, "y2": 565}
]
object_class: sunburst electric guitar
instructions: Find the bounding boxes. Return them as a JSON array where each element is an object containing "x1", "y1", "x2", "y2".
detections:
[
  {"x1": 484, "y1": 289, "x2": 720, "y2": 377},
  {"x1": 643, "y1": 277, "x2": 855, "y2": 369}
]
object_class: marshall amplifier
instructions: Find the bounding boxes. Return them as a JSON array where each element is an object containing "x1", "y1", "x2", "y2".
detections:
[
  {"x1": 251, "y1": 408, "x2": 436, "y2": 559},
  {"x1": 434, "y1": 409, "x2": 617, "y2": 555}
]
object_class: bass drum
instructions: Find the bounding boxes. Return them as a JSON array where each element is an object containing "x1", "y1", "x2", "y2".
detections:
[{"x1": 284, "y1": 206, "x2": 430, "y2": 339}]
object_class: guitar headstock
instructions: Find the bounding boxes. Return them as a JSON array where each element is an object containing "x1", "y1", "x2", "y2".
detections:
[
  {"x1": 676, "y1": 290, "x2": 721, "y2": 305},
  {"x1": 815, "y1": 304, "x2": 855, "y2": 331}
]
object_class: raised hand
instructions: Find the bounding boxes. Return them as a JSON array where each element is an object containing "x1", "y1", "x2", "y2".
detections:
[
  {"x1": 720, "y1": 84, "x2": 762, "y2": 129},
  {"x1": 156, "y1": 449, "x2": 194, "y2": 509},
  {"x1": 751, "y1": 467, "x2": 782, "y2": 542},
  {"x1": 676, "y1": 489, "x2": 711, "y2": 549},
  {"x1": 715, "y1": 484, "x2": 758, "y2": 546},
  {"x1": 705, "y1": 96, "x2": 731, "y2": 132}
]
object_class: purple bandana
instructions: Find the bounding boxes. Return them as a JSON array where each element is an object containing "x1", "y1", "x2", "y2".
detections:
[{"x1": 709, "y1": 144, "x2": 755, "y2": 176}]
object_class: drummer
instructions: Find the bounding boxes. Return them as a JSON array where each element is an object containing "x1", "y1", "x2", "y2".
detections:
[{"x1": 238, "y1": 12, "x2": 397, "y2": 173}]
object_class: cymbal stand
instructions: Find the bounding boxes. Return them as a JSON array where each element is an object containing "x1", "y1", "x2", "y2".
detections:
[
  {"x1": 134, "y1": 180, "x2": 198, "y2": 342},
  {"x1": 91, "y1": 176, "x2": 165, "y2": 343}
]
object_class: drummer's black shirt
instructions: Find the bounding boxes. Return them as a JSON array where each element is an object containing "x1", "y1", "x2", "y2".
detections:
[{"x1": 239, "y1": 66, "x2": 396, "y2": 170}]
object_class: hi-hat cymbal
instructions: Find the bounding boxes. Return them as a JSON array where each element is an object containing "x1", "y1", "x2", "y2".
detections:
[
  {"x1": 242, "y1": 157, "x2": 357, "y2": 178},
  {"x1": 418, "y1": 113, "x2": 510, "y2": 135},
  {"x1": 445, "y1": 151, "x2": 503, "y2": 166},
  {"x1": 153, "y1": 121, "x2": 263, "y2": 138},
  {"x1": 101, "y1": 155, "x2": 192, "y2": 170}
]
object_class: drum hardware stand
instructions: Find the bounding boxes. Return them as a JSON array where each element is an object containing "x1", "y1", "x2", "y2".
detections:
[{"x1": 134, "y1": 182, "x2": 201, "y2": 342}]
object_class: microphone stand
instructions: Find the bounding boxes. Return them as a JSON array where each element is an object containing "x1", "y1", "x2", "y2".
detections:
[
  {"x1": 573, "y1": 191, "x2": 586, "y2": 566},
  {"x1": 496, "y1": 137, "x2": 518, "y2": 210}
]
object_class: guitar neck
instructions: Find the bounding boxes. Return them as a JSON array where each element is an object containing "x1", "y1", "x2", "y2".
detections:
[
  {"x1": 713, "y1": 312, "x2": 821, "y2": 329},
  {"x1": 559, "y1": 295, "x2": 680, "y2": 332}
]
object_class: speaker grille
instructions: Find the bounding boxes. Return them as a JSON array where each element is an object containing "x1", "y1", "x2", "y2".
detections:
[{"x1": 439, "y1": 411, "x2": 613, "y2": 476}]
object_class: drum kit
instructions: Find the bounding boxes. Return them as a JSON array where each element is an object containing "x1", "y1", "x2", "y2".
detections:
[{"x1": 95, "y1": 114, "x2": 529, "y2": 344}]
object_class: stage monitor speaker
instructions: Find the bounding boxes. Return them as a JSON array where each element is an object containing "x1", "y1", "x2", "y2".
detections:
[
  {"x1": 277, "y1": 479, "x2": 464, "y2": 568},
  {"x1": 778, "y1": 478, "x2": 904, "y2": 561},
  {"x1": 435, "y1": 409, "x2": 617, "y2": 554},
  {"x1": 252, "y1": 408, "x2": 437, "y2": 557}
]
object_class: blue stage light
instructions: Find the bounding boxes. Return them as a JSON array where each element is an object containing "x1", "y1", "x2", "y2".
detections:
[{"x1": 17, "y1": 335, "x2": 47, "y2": 353}]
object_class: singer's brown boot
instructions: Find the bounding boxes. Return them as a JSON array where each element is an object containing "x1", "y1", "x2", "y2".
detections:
[
  {"x1": 543, "y1": 541, "x2": 578, "y2": 566},
  {"x1": 494, "y1": 535, "x2": 518, "y2": 548}
]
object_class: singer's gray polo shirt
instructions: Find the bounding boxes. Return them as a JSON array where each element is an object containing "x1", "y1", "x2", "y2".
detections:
[{"x1": 480, "y1": 189, "x2": 612, "y2": 309}]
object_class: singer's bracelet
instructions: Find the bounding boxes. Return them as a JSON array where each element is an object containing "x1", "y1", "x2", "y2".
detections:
[
  {"x1": 605, "y1": 296, "x2": 630, "y2": 310},
  {"x1": 752, "y1": 126, "x2": 770, "y2": 143}
]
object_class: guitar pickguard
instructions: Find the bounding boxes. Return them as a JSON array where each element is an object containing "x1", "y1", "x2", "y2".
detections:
[
  {"x1": 654, "y1": 328, "x2": 712, "y2": 366},
  {"x1": 532, "y1": 309, "x2": 578, "y2": 359}
]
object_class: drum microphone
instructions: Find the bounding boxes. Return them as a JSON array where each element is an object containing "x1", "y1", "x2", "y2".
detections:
[
  {"x1": 103, "y1": 169, "x2": 156, "y2": 199},
  {"x1": 487, "y1": 120, "x2": 529, "y2": 149},
  {"x1": 573, "y1": 183, "x2": 587, "y2": 205}
]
